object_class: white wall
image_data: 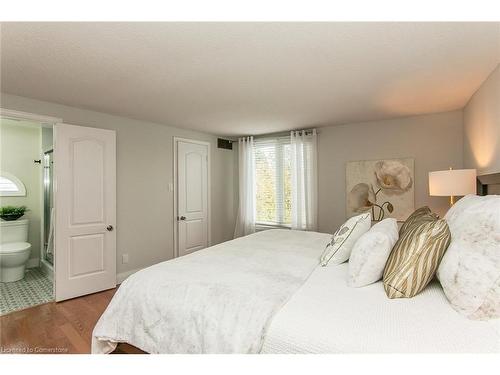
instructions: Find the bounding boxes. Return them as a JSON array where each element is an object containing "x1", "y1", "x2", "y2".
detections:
[
  {"x1": 0, "y1": 119, "x2": 42, "y2": 264},
  {"x1": 463, "y1": 63, "x2": 500, "y2": 175},
  {"x1": 0, "y1": 93, "x2": 238, "y2": 277},
  {"x1": 1, "y1": 93, "x2": 466, "y2": 262},
  {"x1": 41, "y1": 126, "x2": 53, "y2": 151},
  {"x1": 317, "y1": 110, "x2": 464, "y2": 232}
]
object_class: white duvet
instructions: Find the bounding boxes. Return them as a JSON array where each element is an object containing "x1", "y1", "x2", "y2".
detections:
[{"x1": 92, "y1": 229, "x2": 330, "y2": 354}]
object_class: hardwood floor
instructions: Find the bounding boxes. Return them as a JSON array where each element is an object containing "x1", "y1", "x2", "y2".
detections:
[{"x1": 0, "y1": 288, "x2": 144, "y2": 354}]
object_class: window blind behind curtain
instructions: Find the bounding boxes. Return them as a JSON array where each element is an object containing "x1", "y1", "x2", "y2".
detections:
[{"x1": 253, "y1": 136, "x2": 292, "y2": 227}]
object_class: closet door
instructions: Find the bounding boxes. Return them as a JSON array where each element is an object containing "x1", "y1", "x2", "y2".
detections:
[
  {"x1": 175, "y1": 138, "x2": 210, "y2": 257},
  {"x1": 54, "y1": 123, "x2": 116, "y2": 301}
]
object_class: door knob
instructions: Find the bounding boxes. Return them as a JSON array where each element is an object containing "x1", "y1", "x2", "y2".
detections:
[
  {"x1": 106, "y1": 225, "x2": 114, "y2": 231},
  {"x1": 179, "y1": 216, "x2": 186, "y2": 221}
]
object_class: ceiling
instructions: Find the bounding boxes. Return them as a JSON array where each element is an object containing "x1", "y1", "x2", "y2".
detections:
[{"x1": 1, "y1": 22, "x2": 499, "y2": 136}]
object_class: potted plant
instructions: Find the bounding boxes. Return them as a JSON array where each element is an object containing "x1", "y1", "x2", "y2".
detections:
[{"x1": 0, "y1": 206, "x2": 28, "y2": 221}]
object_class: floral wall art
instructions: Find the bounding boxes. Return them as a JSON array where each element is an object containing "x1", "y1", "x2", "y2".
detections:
[{"x1": 346, "y1": 158, "x2": 414, "y2": 221}]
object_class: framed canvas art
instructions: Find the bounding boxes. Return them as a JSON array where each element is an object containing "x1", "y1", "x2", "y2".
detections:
[{"x1": 346, "y1": 158, "x2": 414, "y2": 221}]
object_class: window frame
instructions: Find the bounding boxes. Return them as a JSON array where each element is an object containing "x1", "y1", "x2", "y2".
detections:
[
  {"x1": 0, "y1": 171, "x2": 27, "y2": 197},
  {"x1": 253, "y1": 136, "x2": 292, "y2": 228}
]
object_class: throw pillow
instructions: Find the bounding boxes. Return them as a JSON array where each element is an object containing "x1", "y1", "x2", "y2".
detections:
[
  {"x1": 348, "y1": 218, "x2": 399, "y2": 287},
  {"x1": 383, "y1": 217, "x2": 451, "y2": 298},
  {"x1": 437, "y1": 194, "x2": 500, "y2": 320},
  {"x1": 320, "y1": 212, "x2": 371, "y2": 266}
]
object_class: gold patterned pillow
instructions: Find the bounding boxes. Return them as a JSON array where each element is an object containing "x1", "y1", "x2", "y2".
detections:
[
  {"x1": 383, "y1": 217, "x2": 451, "y2": 299},
  {"x1": 398, "y1": 206, "x2": 437, "y2": 235}
]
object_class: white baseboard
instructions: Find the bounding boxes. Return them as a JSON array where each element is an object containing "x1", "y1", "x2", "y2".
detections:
[
  {"x1": 116, "y1": 267, "x2": 143, "y2": 284},
  {"x1": 26, "y1": 262, "x2": 141, "y2": 284},
  {"x1": 26, "y1": 258, "x2": 40, "y2": 268}
]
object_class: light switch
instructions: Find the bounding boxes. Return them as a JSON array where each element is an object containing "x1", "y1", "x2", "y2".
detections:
[{"x1": 122, "y1": 254, "x2": 129, "y2": 264}]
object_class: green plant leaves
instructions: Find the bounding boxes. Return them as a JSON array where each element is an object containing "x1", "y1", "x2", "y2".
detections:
[{"x1": 0, "y1": 206, "x2": 28, "y2": 220}]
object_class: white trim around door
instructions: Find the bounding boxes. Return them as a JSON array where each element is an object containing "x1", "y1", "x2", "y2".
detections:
[
  {"x1": 173, "y1": 137, "x2": 211, "y2": 258},
  {"x1": 0, "y1": 108, "x2": 62, "y2": 125}
]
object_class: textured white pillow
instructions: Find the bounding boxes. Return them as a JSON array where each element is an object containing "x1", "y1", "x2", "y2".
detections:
[
  {"x1": 348, "y1": 218, "x2": 399, "y2": 287},
  {"x1": 320, "y1": 213, "x2": 371, "y2": 266},
  {"x1": 437, "y1": 194, "x2": 500, "y2": 320}
]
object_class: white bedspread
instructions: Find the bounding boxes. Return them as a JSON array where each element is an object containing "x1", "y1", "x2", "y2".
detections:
[
  {"x1": 92, "y1": 229, "x2": 330, "y2": 354},
  {"x1": 261, "y1": 263, "x2": 500, "y2": 353}
]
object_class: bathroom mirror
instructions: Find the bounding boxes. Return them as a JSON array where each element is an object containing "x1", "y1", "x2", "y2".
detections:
[{"x1": 0, "y1": 171, "x2": 26, "y2": 196}]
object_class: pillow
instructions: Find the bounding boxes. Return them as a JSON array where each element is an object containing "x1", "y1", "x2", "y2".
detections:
[
  {"x1": 383, "y1": 216, "x2": 451, "y2": 298},
  {"x1": 398, "y1": 206, "x2": 437, "y2": 235},
  {"x1": 320, "y1": 213, "x2": 371, "y2": 266},
  {"x1": 437, "y1": 194, "x2": 500, "y2": 320},
  {"x1": 348, "y1": 218, "x2": 399, "y2": 287}
]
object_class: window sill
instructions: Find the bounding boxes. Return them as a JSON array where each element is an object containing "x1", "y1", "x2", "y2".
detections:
[{"x1": 255, "y1": 223, "x2": 291, "y2": 232}]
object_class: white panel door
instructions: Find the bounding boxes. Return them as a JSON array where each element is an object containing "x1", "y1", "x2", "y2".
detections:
[
  {"x1": 54, "y1": 123, "x2": 116, "y2": 301},
  {"x1": 177, "y1": 140, "x2": 209, "y2": 257}
]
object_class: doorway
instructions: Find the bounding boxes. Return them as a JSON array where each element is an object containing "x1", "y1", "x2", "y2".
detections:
[
  {"x1": 0, "y1": 110, "x2": 58, "y2": 315},
  {"x1": 1, "y1": 109, "x2": 117, "y2": 310}
]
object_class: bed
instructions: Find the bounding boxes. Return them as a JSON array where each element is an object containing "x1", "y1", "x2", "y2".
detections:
[
  {"x1": 262, "y1": 263, "x2": 500, "y2": 353},
  {"x1": 92, "y1": 228, "x2": 500, "y2": 354}
]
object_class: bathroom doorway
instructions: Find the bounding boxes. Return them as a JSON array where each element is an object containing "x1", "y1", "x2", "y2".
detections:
[{"x1": 0, "y1": 109, "x2": 60, "y2": 316}]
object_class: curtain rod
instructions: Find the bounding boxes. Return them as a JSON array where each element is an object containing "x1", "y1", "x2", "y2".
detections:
[{"x1": 251, "y1": 128, "x2": 318, "y2": 140}]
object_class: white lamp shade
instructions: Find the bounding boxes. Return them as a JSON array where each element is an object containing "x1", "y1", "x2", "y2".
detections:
[{"x1": 429, "y1": 169, "x2": 477, "y2": 196}]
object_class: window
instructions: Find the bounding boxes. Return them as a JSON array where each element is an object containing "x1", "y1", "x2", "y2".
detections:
[
  {"x1": 0, "y1": 172, "x2": 26, "y2": 197},
  {"x1": 254, "y1": 137, "x2": 291, "y2": 227}
]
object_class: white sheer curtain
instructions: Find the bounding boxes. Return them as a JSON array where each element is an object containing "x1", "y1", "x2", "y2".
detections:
[
  {"x1": 234, "y1": 136, "x2": 256, "y2": 238},
  {"x1": 290, "y1": 129, "x2": 318, "y2": 231}
]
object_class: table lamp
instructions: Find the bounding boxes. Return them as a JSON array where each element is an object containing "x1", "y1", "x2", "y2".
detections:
[{"x1": 429, "y1": 168, "x2": 477, "y2": 206}]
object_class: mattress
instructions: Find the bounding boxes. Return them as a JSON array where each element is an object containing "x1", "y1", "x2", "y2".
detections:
[{"x1": 261, "y1": 263, "x2": 500, "y2": 353}]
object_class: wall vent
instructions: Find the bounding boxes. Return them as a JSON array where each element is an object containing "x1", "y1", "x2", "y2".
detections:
[{"x1": 217, "y1": 138, "x2": 233, "y2": 150}]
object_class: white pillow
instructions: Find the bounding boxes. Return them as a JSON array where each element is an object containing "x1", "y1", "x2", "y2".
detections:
[
  {"x1": 437, "y1": 194, "x2": 500, "y2": 320},
  {"x1": 348, "y1": 218, "x2": 399, "y2": 287},
  {"x1": 320, "y1": 212, "x2": 371, "y2": 266}
]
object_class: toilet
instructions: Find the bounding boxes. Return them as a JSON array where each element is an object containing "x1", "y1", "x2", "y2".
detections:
[{"x1": 0, "y1": 219, "x2": 32, "y2": 282}]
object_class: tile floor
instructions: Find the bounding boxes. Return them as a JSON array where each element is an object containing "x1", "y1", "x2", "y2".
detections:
[{"x1": 0, "y1": 267, "x2": 53, "y2": 316}]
